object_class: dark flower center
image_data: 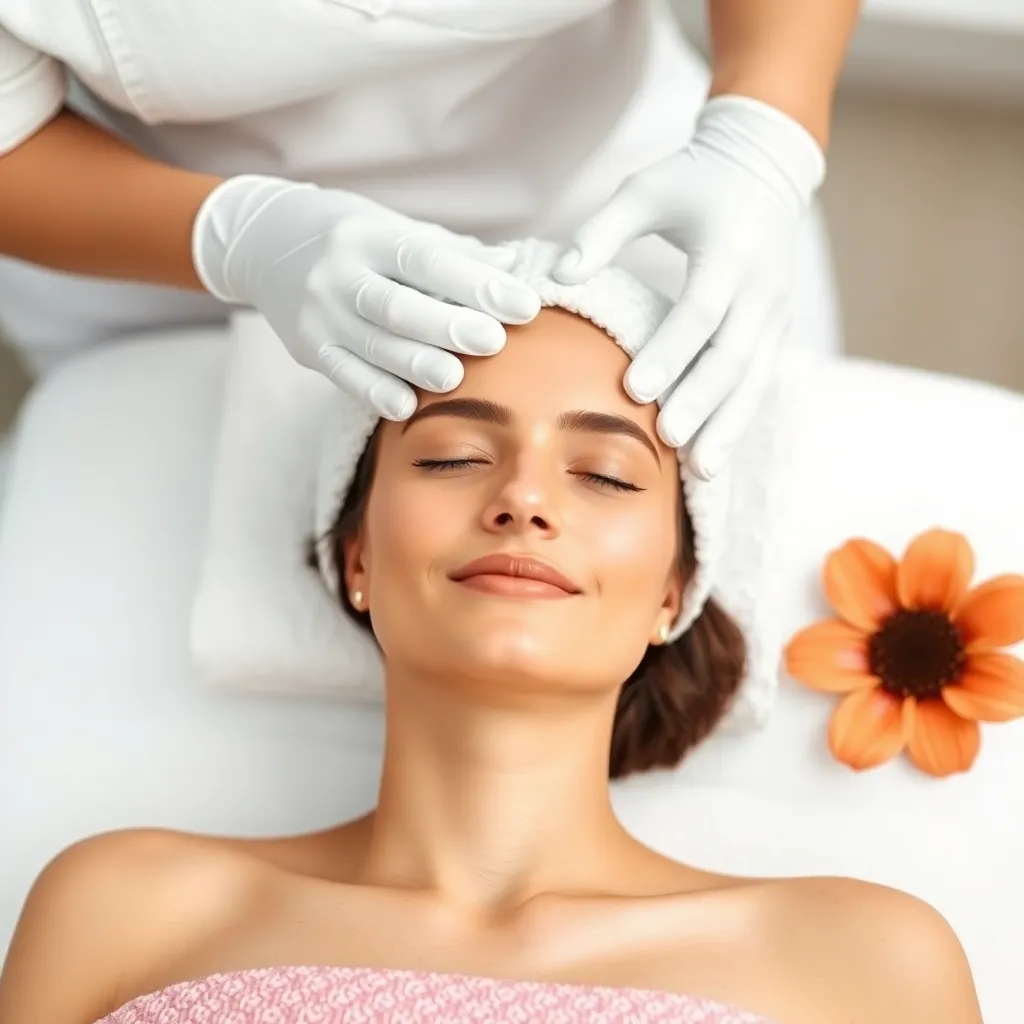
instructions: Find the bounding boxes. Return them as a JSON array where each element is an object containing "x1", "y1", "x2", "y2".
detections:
[{"x1": 869, "y1": 609, "x2": 965, "y2": 699}]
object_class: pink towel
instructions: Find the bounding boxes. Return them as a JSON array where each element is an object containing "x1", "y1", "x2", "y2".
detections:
[{"x1": 99, "y1": 964, "x2": 775, "y2": 1022}]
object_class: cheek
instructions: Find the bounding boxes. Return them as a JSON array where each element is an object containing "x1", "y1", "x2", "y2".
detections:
[
  {"x1": 361, "y1": 478, "x2": 466, "y2": 588},
  {"x1": 587, "y1": 501, "x2": 678, "y2": 600}
]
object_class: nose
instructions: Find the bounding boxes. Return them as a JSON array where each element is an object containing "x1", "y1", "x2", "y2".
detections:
[{"x1": 481, "y1": 460, "x2": 561, "y2": 538}]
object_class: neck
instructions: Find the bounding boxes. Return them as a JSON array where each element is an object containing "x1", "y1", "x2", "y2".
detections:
[{"x1": 355, "y1": 666, "x2": 635, "y2": 915}]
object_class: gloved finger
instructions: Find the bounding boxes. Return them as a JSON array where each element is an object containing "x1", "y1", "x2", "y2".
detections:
[
  {"x1": 316, "y1": 344, "x2": 419, "y2": 422},
  {"x1": 624, "y1": 263, "x2": 736, "y2": 404},
  {"x1": 349, "y1": 271, "x2": 507, "y2": 356},
  {"x1": 383, "y1": 240, "x2": 540, "y2": 325},
  {"x1": 554, "y1": 182, "x2": 655, "y2": 284},
  {"x1": 654, "y1": 298, "x2": 768, "y2": 448},
  {"x1": 343, "y1": 317, "x2": 466, "y2": 394},
  {"x1": 686, "y1": 312, "x2": 788, "y2": 480}
]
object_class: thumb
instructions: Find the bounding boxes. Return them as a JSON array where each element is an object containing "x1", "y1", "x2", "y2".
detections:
[{"x1": 554, "y1": 182, "x2": 652, "y2": 284}]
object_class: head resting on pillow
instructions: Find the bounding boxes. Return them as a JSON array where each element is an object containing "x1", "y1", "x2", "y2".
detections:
[{"x1": 313, "y1": 239, "x2": 745, "y2": 779}]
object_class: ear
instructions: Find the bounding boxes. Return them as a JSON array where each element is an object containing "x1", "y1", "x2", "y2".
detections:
[
  {"x1": 341, "y1": 526, "x2": 369, "y2": 609},
  {"x1": 650, "y1": 560, "x2": 684, "y2": 646}
]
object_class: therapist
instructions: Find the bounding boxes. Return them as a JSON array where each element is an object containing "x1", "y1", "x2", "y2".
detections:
[{"x1": 0, "y1": 0, "x2": 858, "y2": 479}]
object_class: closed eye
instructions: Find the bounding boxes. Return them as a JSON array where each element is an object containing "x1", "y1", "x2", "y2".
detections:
[
  {"x1": 414, "y1": 458, "x2": 643, "y2": 493},
  {"x1": 577, "y1": 472, "x2": 643, "y2": 493},
  {"x1": 413, "y1": 458, "x2": 485, "y2": 471}
]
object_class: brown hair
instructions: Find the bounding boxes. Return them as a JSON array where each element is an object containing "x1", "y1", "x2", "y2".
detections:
[{"x1": 310, "y1": 427, "x2": 746, "y2": 780}]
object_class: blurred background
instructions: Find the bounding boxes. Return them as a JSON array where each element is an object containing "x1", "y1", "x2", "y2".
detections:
[
  {"x1": 673, "y1": 0, "x2": 1024, "y2": 391},
  {"x1": 1, "y1": 0, "x2": 1022, "y2": 432}
]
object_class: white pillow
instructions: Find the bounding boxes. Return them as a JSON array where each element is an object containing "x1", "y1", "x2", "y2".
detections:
[{"x1": 188, "y1": 314, "x2": 384, "y2": 705}]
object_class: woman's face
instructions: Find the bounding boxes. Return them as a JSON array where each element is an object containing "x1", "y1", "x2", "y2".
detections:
[{"x1": 343, "y1": 307, "x2": 684, "y2": 696}]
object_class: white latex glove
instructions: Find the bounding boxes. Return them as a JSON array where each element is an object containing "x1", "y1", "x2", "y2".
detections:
[
  {"x1": 554, "y1": 95, "x2": 826, "y2": 479},
  {"x1": 193, "y1": 176, "x2": 541, "y2": 419}
]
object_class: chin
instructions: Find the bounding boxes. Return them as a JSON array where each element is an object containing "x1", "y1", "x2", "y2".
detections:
[
  {"x1": 442, "y1": 623, "x2": 625, "y2": 698},
  {"x1": 467, "y1": 624, "x2": 554, "y2": 670}
]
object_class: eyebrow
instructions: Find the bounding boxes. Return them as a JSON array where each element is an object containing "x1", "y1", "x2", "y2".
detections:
[{"x1": 402, "y1": 397, "x2": 660, "y2": 463}]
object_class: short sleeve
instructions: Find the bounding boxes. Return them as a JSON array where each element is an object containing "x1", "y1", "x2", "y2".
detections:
[{"x1": 0, "y1": 21, "x2": 65, "y2": 154}]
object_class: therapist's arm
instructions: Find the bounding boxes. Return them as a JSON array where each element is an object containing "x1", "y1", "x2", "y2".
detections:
[
  {"x1": 706, "y1": 0, "x2": 861, "y2": 148},
  {"x1": 0, "y1": 110, "x2": 222, "y2": 290}
]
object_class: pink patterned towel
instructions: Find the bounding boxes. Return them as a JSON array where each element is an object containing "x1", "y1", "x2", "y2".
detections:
[{"x1": 98, "y1": 965, "x2": 775, "y2": 1023}]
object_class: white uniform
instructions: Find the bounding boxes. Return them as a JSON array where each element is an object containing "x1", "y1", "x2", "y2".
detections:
[
  {"x1": 0, "y1": 0, "x2": 717, "y2": 370},
  {"x1": 0, "y1": 1, "x2": 841, "y2": 375}
]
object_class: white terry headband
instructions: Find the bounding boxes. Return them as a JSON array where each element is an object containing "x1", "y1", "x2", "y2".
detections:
[{"x1": 314, "y1": 238, "x2": 731, "y2": 642}]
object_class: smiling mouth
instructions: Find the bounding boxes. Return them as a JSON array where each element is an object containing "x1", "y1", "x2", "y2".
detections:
[
  {"x1": 455, "y1": 574, "x2": 575, "y2": 599},
  {"x1": 448, "y1": 554, "x2": 581, "y2": 599}
]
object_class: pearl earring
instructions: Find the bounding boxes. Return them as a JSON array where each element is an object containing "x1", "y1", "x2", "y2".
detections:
[
  {"x1": 658, "y1": 622, "x2": 670, "y2": 644},
  {"x1": 351, "y1": 590, "x2": 364, "y2": 610}
]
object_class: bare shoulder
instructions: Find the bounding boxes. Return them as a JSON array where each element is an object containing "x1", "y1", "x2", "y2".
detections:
[
  {"x1": 762, "y1": 876, "x2": 982, "y2": 1024},
  {"x1": 0, "y1": 828, "x2": 266, "y2": 1024}
]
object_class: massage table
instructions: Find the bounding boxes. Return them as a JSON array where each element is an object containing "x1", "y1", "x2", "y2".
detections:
[{"x1": 1, "y1": 231, "x2": 1023, "y2": 1020}]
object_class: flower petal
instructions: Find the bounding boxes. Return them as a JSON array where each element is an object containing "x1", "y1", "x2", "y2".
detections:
[
  {"x1": 955, "y1": 575, "x2": 1024, "y2": 649},
  {"x1": 906, "y1": 698, "x2": 980, "y2": 777},
  {"x1": 896, "y1": 529, "x2": 974, "y2": 614},
  {"x1": 823, "y1": 538, "x2": 899, "y2": 631},
  {"x1": 941, "y1": 652, "x2": 1024, "y2": 722},
  {"x1": 784, "y1": 620, "x2": 876, "y2": 693},
  {"x1": 827, "y1": 686, "x2": 908, "y2": 771}
]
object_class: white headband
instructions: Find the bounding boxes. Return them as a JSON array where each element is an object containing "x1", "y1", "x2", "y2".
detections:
[{"x1": 314, "y1": 238, "x2": 731, "y2": 642}]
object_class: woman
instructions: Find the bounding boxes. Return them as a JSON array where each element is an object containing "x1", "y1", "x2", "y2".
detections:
[
  {"x1": 0, "y1": 268, "x2": 981, "y2": 1022},
  {"x1": 0, "y1": 0, "x2": 856, "y2": 477}
]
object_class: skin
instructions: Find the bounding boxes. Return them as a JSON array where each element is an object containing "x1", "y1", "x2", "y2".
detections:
[
  {"x1": 708, "y1": 0, "x2": 861, "y2": 149},
  {"x1": 0, "y1": 310, "x2": 982, "y2": 1024}
]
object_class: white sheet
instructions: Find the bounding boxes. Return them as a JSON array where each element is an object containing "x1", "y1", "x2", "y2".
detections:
[{"x1": 0, "y1": 335, "x2": 385, "y2": 943}]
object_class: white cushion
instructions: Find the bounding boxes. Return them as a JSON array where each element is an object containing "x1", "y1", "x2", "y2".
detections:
[{"x1": 1, "y1": 336, "x2": 1023, "y2": 1022}]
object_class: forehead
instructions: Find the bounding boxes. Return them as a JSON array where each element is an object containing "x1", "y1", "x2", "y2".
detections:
[{"x1": 423, "y1": 307, "x2": 646, "y2": 422}]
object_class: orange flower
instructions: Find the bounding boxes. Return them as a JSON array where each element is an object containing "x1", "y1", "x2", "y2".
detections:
[{"x1": 785, "y1": 529, "x2": 1024, "y2": 777}]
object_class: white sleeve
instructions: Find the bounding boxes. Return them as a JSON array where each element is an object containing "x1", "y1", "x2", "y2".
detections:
[{"x1": 0, "y1": 21, "x2": 65, "y2": 155}]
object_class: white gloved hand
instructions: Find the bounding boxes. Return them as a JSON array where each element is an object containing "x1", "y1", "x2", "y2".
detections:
[
  {"x1": 193, "y1": 176, "x2": 541, "y2": 419},
  {"x1": 554, "y1": 95, "x2": 826, "y2": 479}
]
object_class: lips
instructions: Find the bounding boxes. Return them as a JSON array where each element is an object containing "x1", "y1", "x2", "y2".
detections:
[{"x1": 448, "y1": 553, "x2": 582, "y2": 598}]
